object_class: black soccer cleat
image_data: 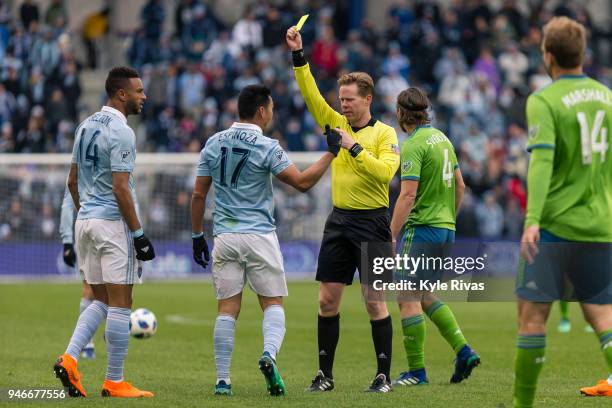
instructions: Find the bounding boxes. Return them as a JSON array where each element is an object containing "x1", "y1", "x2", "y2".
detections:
[
  {"x1": 305, "y1": 370, "x2": 334, "y2": 392},
  {"x1": 365, "y1": 373, "x2": 392, "y2": 393}
]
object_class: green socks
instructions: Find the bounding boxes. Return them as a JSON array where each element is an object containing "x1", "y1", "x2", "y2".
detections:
[
  {"x1": 598, "y1": 329, "x2": 612, "y2": 371},
  {"x1": 401, "y1": 314, "x2": 426, "y2": 371},
  {"x1": 513, "y1": 334, "x2": 546, "y2": 408},
  {"x1": 426, "y1": 301, "x2": 467, "y2": 353},
  {"x1": 559, "y1": 301, "x2": 569, "y2": 320}
]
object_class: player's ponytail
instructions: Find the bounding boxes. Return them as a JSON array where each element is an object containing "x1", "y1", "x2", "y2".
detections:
[{"x1": 396, "y1": 87, "x2": 431, "y2": 131}]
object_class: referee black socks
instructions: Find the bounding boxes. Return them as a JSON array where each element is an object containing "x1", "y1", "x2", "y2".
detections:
[
  {"x1": 318, "y1": 313, "x2": 340, "y2": 378},
  {"x1": 370, "y1": 315, "x2": 393, "y2": 379}
]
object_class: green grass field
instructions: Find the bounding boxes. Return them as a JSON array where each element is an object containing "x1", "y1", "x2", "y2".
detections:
[{"x1": 0, "y1": 281, "x2": 607, "y2": 407}]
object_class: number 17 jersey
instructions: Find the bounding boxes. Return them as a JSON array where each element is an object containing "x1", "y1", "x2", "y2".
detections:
[
  {"x1": 196, "y1": 122, "x2": 292, "y2": 235},
  {"x1": 526, "y1": 75, "x2": 612, "y2": 241},
  {"x1": 71, "y1": 105, "x2": 138, "y2": 221}
]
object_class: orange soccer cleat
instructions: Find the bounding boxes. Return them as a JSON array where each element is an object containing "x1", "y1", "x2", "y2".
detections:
[
  {"x1": 53, "y1": 353, "x2": 87, "y2": 397},
  {"x1": 580, "y1": 379, "x2": 612, "y2": 397},
  {"x1": 101, "y1": 380, "x2": 154, "y2": 398}
]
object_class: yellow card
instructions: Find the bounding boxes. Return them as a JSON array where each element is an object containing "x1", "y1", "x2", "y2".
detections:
[{"x1": 295, "y1": 14, "x2": 309, "y2": 31}]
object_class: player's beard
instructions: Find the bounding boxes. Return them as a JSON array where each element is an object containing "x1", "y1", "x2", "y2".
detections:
[{"x1": 127, "y1": 99, "x2": 141, "y2": 116}]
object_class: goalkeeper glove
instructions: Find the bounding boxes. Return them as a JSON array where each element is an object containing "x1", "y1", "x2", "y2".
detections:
[
  {"x1": 63, "y1": 243, "x2": 76, "y2": 267},
  {"x1": 133, "y1": 232, "x2": 156, "y2": 261},
  {"x1": 192, "y1": 233, "x2": 210, "y2": 269},
  {"x1": 325, "y1": 124, "x2": 341, "y2": 156}
]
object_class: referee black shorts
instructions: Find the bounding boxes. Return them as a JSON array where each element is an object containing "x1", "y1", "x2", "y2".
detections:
[{"x1": 316, "y1": 207, "x2": 392, "y2": 285}]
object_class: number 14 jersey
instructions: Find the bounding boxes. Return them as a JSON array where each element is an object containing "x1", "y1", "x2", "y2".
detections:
[
  {"x1": 197, "y1": 122, "x2": 292, "y2": 235},
  {"x1": 71, "y1": 105, "x2": 138, "y2": 221},
  {"x1": 526, "y1": 75, "x2": 612, "y2": 241}
]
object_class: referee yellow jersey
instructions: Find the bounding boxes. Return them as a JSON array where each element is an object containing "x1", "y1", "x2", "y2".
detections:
[{"x1": 294, "y1": 64, "x2": 400, "y2": 210}]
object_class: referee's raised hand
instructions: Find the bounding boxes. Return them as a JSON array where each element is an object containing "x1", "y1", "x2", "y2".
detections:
[{"x1": 286, "y1": 26, "x2": 303, "y2": 51}]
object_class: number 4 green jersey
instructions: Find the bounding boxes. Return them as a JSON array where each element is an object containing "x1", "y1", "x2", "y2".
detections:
[
  {"x1": 400, "y1": 125, "x2": 459, "y2": 230},
  {"x1": 526, "y1": 74, "x2": 612, "y2": 241}
]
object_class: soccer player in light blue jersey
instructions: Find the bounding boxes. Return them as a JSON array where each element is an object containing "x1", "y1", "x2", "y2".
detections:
[
  {"x1": 191, "y1": 84, "x2": 339, "y2": 396},
  {"x1": 59, "y1": 187, "x2": 96, "y2": 359},
  {"x1": 54, "y1": 67, "x2": 156, "y2": 398}
]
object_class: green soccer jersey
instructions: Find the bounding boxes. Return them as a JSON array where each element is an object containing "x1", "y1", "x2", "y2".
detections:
[
  {"x1": 400, "y1": 125, "x2": 458, "y2": 230},
  {"x1": 526, "y1": 74, "x2": 612, "y2": 241}
]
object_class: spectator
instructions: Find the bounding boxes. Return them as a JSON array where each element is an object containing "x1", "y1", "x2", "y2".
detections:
[
  {"x1": 20, "y1": 0, "x2": 39, "y2": 31},
  {"x1": 498, "y1": 42, "x2": 528, "y2": 87},
  {"x1": 45, "y1": 0, "x2": 68, "y2": 31},
  {"x1": 232, "y1": 6, "x2": 262, "y2": 51},
  {"x1": 178, "y1": 63, "x2": 205, "y2": 115},
  {"x1": 82, "y1": 7, "x2": 110, "y2": 68},
  {"x1": 141, "y1": 0, "x2": 165, "y2": 44},
  {"x1": 312, "y1": 25, "x2": 339, "y2": 77},
  {"x1": 476, "y1": 191, "x2": 504, "y2": 239}
]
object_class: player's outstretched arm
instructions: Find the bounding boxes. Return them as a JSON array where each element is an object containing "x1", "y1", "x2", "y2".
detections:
[
  {"x1": 276, "y1": 152, "x2": 334, "y2": 193},
  {"x1": 286, "y1": 26, "x2": 344, "y2": 129},
  {"x1": 390, "y1": 180, "x2": 418, "y2": 241},
  {"x1": 454, "y1": 168, "x2": 465, "y2": 214},
  {"x1": 191, "y1": 176, "x2": 211, "y2": 268},
  {"x1": 112, "y1": 171, "x2": 156, "y2": 261}
]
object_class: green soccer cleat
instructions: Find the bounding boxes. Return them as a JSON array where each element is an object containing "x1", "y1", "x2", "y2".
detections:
[
  {"x1": 259, "y1": 352, "x2": 286, "y2": 396},
  {"x1": 557, "y1": 318, "x2": 571, "y2": 333},
  {"x1": 214, "y1": 380, "x2": 232, "y2": 396}
]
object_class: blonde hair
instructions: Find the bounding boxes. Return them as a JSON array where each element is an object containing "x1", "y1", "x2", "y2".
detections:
[
  {"x1": 542, "y1": 16, "x2": 586, "y2": 69},
  {"x1": 337, "y1": 72, "x2": 374, "y2": 97}
]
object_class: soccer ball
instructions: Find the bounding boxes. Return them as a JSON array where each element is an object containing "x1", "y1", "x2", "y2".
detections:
[{"x1": 129, "y1": 308, "x2": 157, "y2": 339}]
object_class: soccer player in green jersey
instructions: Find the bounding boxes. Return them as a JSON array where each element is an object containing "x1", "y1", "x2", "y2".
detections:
[
  {"x1": 514, "y1": 17, "x2": 612, "y2": 406},
  {"x1": 390, "y1": 87, "x2": 480, "y2": 387}
]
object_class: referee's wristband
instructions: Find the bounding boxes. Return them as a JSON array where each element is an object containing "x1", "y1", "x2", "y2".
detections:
[
  {"x1": 292, "y1": 49, "x2": 307, "y2": 67},
  {"x1": 192, "y1": 232, "x2": 204, "y2": 239},
  {"x1": 349, "y1": 143, "x2": 364, "y2": 158},
  {"x1": 131, "y1": 228, "x2": 144, "y2": 238}
]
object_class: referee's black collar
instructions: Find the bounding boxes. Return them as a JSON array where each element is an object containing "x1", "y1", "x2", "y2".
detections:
[{"x1": 350, "y1": 117, "x2": 377, "y2": 133}]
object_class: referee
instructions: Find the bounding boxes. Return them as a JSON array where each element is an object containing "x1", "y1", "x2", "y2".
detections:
[{"x1": 286, "y1": 27, "x2": 400, "y2": 393}]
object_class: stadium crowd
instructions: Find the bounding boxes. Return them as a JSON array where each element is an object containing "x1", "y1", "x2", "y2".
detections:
[{"x1": 1, "y1": 0, "x2": 610, "y2": 241}]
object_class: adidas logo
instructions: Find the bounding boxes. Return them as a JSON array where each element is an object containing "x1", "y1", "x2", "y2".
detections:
[
  {"x1": 319, "y1": 350, "x2": 327, "y2": 356},
  {"x1": 603, "y1": 341, "x2": 612, "y2": 350},
  {"x1": 142, "y1": 246, "x2": 149, "y2": 253},
  {"x1": 535, "y1": 357, "x2": 545, "y2": 364},
  {"x1": 378, "y1": 353, "x2": 387, "y2": 359}
]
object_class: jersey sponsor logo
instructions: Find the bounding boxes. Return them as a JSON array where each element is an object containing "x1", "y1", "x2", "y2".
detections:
[
  {"x1": 528, "y1": 125, "x2": 539, "y2": 139},
  {"x1": 121, "y1": 150, "x2": 131, "y2": 163},
  {"x1": 402, "y1": 160, "x2": 413, "y2": 172}
]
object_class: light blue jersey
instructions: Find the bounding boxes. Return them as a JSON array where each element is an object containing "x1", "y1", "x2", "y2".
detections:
[
  {"x1": 59, "y1": 187, "x2": 75, "y2": 244},
  {"x1": 71, "y1": 106, "x2": 138, "y2": 221},
  {"x1": 197, "y1": 122, "x2": 292, "y2": 235}
]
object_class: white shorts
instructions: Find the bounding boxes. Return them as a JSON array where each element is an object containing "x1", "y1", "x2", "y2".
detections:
[
  {"x1": 212, "y1": 232, "x2": 288, "y2": 300},
  {"x1": 75, "y1": 218, "x2": 142, "y2": 285}
]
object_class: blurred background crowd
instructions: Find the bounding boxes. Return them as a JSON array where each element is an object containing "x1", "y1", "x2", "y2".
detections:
[{"x1": 1, "y1": 0, "x2": 611, "y2": 242}]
